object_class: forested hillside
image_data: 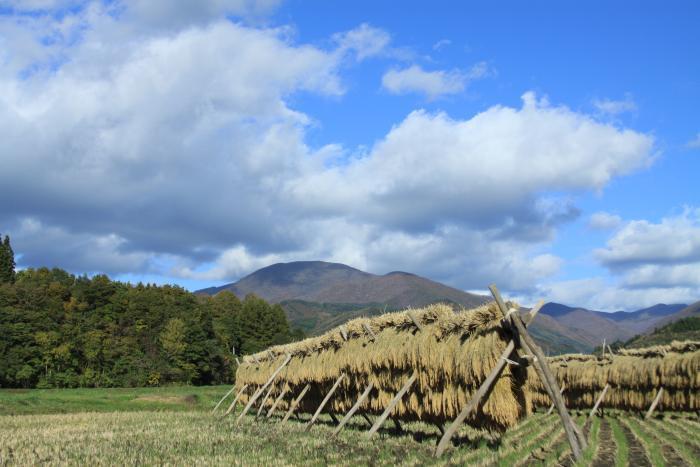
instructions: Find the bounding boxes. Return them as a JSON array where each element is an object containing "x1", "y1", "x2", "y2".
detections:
[{"x1": 0, "y1": 241, "x2": 303, "y2": 388}]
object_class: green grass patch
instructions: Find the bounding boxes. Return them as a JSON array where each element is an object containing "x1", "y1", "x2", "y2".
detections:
[
  {"x1": 621, "y1": 417, "x2": 665, "y2": 466},
  {"x1": 0, "y1": 385, "x2": 230, "y2": 415},
  {"x1": 608, "y1": 417, "x2": 628, "y2": 467}
]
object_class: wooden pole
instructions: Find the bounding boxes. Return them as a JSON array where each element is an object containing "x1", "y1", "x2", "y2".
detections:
[
  {"x1": 256, "y1": 382, "x2": 277, "y2": 419},
  {"x1": 237, "y1": 354, "x2": 292, "y2": 423},
  {"x1": 607, "y1": 344, "x2": 615, "y2": 356},
  {"x1": 211, "y1": 385, "x2": 237, "y2": 414},
  {"x1": 407, "y1": 311, "x2": 423, "y2": 332},
  {"x1": 645, "y1": 387, "x2": 664, "y2": 420},
  {"x1": 547, "y1": 383, "x2": 566, "y2": 416},
  {"x1": 305, "y1": 373, "x2": 346, "y2": 431},
  {"x1": 589, "y1": 384, "x2": 610, "y2": 418},
  {"x1": 223, "y1": 384, "x2": 248, "y2": 417},
  {"x1": 266, "y1": 384, "x2": 289, "y2": 419},
  {"x1": 363, "y1": 323, "x2": 377, "y2": 341},
  {"x1": 367, "y1": 371, "x2": 418, "y2": 437},
  {"x1": 435, "y1": 340, "x2": 516, "y2": 457},
  {"x1": 332, "y1": 381, "x2": 374, "y2": 437},
  {"x1": 490, "y1": 285, "x2": 586, "y2": 457},
  {"x1": 281, "y1": 384, "x2": 311, "y2": 423},
  {"x1": 436, "y1": 300, "x2": 543, "y2": 458}
]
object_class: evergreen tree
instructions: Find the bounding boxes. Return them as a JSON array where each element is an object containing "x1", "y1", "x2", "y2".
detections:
[{"x1": 0, "y1": 235, "x2": 15, "y2": 283}]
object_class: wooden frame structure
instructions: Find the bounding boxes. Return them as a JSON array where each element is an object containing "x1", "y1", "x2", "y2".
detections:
[{"x1": 218, "y1": 284, "x2": 588, "y2": 462}]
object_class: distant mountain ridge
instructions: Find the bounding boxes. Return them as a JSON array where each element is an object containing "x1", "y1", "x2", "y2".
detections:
[
  {"x1": 197, "y1": 261, "x2": 696, "y2": 354},
  {"x1": 198, "y1": 261, "x2": 489, "y2": 309}
]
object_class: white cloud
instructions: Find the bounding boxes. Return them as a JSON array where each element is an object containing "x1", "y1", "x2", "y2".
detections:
[
  {"x1": 0, "y1": 5, "x2": 659, "y2": 297},
  {"x1": 381, "y1": 62, "x2": 492, "y2": 99},
  {"x1": 541, "y1": 277, "x2": 696, "y2": 311},
  {"x1": 535, "y1": 209, "x2": 700, "y2": 310},
  {"x1": 332, "y1": 23, "x2": 391, "y2": 61},
  {"x1": 288, "y1": 92, "x2": 653, "y2": 232},
  {"x1": 592, "y1": 94, "x2": 637, "y2": 116},
  {"x1": 595, "y1": 208, "x2": 700, "y2": 267},
  {"x1": 686, "y1": 133, "x2": 700, "y2": 149},
  {"x1": 174, "y1": 245, "x2": 286, "y2": 280},
  {"x1": 588, "y1": 212, "x2": 622, "y2": 230}
]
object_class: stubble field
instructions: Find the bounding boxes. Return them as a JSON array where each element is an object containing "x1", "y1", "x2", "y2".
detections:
[{"x1": 0, "y1": 387, "x2": 698, "y2": 466}]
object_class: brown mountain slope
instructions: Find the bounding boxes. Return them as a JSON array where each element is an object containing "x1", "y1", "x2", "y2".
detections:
[{"x1": 197, "y1": 261, "x2": 488, "y2": 309}]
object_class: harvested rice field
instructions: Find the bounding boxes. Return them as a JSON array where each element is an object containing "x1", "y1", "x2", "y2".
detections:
[{"x1": 1, "y1": 407, "x2": 699, "y2": 466}]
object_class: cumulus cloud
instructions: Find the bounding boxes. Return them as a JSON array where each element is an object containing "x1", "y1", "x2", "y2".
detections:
[
  {"x1": 0, "y1": 4, "x2": 658, "y2": 295},
  {"x1": 588, "y1": 212, "x2": 622, "y2": 230},
  {"x1": 592, "y1": 94, "x2": 637, "y2": 116},
  {"x1": 535, "y1": 209, "x2": 700, "y2": 310},
  {"x1": 381, "y1": 62, "x2": 492, "y2": 99},
  {"x1": 595, "y1": 208, "x2": 700, "y2": 268}
]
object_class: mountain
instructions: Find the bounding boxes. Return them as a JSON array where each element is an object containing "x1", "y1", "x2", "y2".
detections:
[
  {"x1": 198, "y1": 261, "x2": 490, "y2": 310},
  {"x1": 532, "y1": 302, "x2": 690, "y2": 352},
  {"x1": 197, "y1": 261, "x2": 696, "y2": 354},
  {"x1": 623, "y1": 301, "x2": 700, "y2": 348}
]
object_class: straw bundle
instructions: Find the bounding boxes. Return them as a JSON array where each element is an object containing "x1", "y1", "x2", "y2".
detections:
[
  {"x1": 236, "y1": 303, "x2": 531, "y2": 431},
  {"x1": 528, "y1": 341, "x2": 700, "y2": 411}
]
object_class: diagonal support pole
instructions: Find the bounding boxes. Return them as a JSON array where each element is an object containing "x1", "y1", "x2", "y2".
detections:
[
  {"x1": 645, "y1": 387, "x2": 664, "y2": 420},
  {"x1": 547, "y1": 383, "x2": 567, "y2": 416},
  {"x1": 266, "y1": 384, "x2": 289, "y2": 419},
  {"x1": 490, "y1": 285, "x2": 585, "y2": 458},
  {"x1": 332, "y1": 381, "x2": 374, "y2": 437},
  {"x1": 435, "y1": 300, "x2": 543, "y2": 458},
  {"x1": 367, "y1": 371, "x2": 418, "y2": 437},
  {"x1": 237, "y1": 353, "x2": 292, "y2": 423},
  {"x1": 589, "y1": 384, "x2": 610, "y2": 418},
  {"x1": 222, "y1": 384, "x2": 248, "y2": 417},
  {"x1": 256, "y1": 381, "x2": 277, "y2": 419},
  {"x1": 305, "y1": 373, "x2": 346, "y2": 431},
  {"x1": 281, "y1": 383, "x2": 311, "y2": 423},
  {"x1": 211, "y1": 385, "x2": 237, "y2": 414}
]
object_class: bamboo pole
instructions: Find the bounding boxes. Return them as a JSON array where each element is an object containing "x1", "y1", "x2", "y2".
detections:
[
  {"x1": 645, "y1": 387, "x2": 664, "y2": 420},
  {"x1": 281, "y1": 384, "x2": 311, "y2": 423},
  {"x1": 589, "y1": 384, "x2": 610, "y2": 418},
  {"x1": 407, "y1": 311, "x2": 423, "y2": 332},
  {"x1": 211, "y1": 385, "x2": 237, "y2": 414},
  {"x1": 237, "y1": 354, "x2": 292, "y2": 423},
  {"x1": 332, "y1": 381, "x2": 374, "y2": 437},
  {"x1": 366, "y1": 371, "x2": 418, "y2": 437},
  {"x1": 362, "y1": 323, "x2": 377, "y2": 341},
  {"x1": 490, "y1": 285, "x2": 585, "y2": 457},
  {"x1": 222, "y1": 384, "x2": 248, "y2": 417},
  {"x1": 266, "y1": 384, "x2": 289, "y2": 419},
  {"x1": 305, "y1": 373, "x2": 346, "y2": 431},
  {"x1": 256, "y1": 382, "x2": 277, "y2": 419},
  {"x1": 547, "y1": 383, "x2": 567, "y2": 416},
  {"x1": 436, "y1": 299, "x2": 543, "y2": 458}
]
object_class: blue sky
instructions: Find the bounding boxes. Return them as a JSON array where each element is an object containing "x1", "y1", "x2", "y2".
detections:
[{"x1": 1, "y1": 0, "x2": 699, "y2": 310}]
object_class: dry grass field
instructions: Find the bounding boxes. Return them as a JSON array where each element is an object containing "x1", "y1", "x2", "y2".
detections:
[{"x1": 1, "y1": 400, "x2": 699, "y2": 466}]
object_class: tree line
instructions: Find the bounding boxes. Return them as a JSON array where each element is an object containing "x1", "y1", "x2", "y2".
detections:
[{"x1": 0, "y1": 236, "x2": 304, "y2": 388}]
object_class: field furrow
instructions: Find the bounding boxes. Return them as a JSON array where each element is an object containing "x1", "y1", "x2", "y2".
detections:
[
  {"x1": 617, "y1": 417, "x2": 652, "y2": 467},
  {"x1": 591, "y1": 418, "x2": 616, "y2": 467}
]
